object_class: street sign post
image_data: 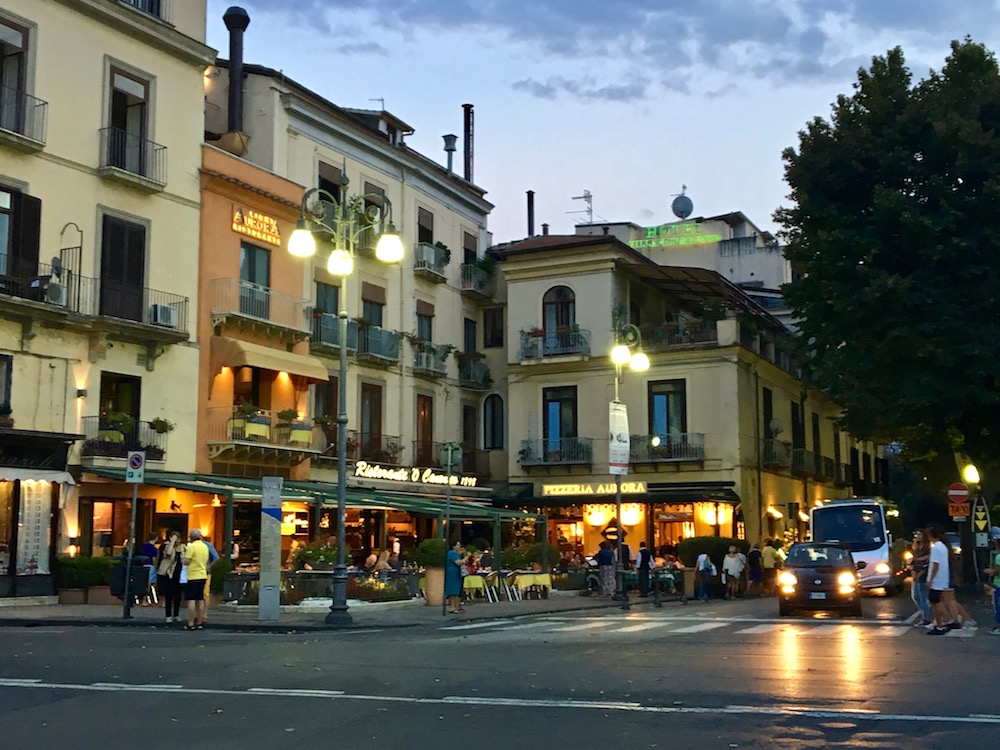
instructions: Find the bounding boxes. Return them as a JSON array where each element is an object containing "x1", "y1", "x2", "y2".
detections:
[
  {"x1": 122, "y1": 451, "x2": 145, "y2": 620},
  {"x1": 947, "y1": 482, "x2": 969, "y2": 503}
]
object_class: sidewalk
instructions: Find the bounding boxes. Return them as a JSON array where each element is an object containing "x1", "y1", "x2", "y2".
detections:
[{"x1": 0, "y1": 591, "x2": 681, "y2": 632}]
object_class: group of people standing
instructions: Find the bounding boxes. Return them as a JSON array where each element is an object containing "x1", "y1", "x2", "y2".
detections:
[
  {"x1": 150, "y1": 528, "x2": 219, "y2": 630},
  {"x1": 693, "y1": 540, "x2": 788, "y2": 602}
]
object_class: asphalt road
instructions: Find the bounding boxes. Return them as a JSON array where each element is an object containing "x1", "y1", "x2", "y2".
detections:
[{"x1": 1, "y1": 593, "x2": 996, "y2": 750}]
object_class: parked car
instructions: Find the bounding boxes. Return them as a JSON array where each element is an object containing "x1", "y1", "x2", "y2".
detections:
[{"x1": 778, "y1": 542, "x2": 863, "y2": 617}]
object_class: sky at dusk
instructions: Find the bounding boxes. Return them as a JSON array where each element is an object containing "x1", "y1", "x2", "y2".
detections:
[{"x1": 205, "y1": 0, "x2": 1000, "y2": 245}]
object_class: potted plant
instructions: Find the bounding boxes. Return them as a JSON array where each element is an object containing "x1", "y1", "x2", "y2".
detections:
[
  {"x1": 433, "y1": 241, "x2": 451, "y2": 266},
  {"x1": 237, "y1": 402, "x2": 260, "y2": 419},
  {"x1": 104, "y1": 411, "x2": 135, "y2": 435},
  {"x1": 149, "y1": 417, "x2": 174, "y2": 434},
  {"x1": 409, "y1": 538, "x2": 448, "y2": 606},
  {"x1": 0, "y1": 402, "x2": 13, "y2": 428}
]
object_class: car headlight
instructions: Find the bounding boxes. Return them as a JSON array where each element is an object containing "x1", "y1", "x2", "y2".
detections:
[
  {"x1": 875, "y1": 561, "x2": 891, "y2": 575},
  {"x1": 778, "y1": 571, "x2": 797, "y2": 586},
  {"x1": 837, "y1": 571, "x2": 858, "y2": 586}
]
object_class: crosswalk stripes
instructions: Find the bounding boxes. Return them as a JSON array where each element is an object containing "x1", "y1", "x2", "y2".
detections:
[{"x1": 667, "y1": 622, "x2": 730, "y2": 634}]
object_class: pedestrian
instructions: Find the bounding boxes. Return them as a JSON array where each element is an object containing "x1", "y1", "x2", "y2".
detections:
[
  {"x1": 722, "y1": 545, "x2": 745, "y2": 600},
  {"x1": 636, "y1": 541, "x2": 653, "y2": 597},
  {"x1": 761, "y1": 539, "x2": 778, "y2": 596},
  {"x1": 695, "y1": 550, "x2": 715, "y2": 602},
  {"x1": 156, "y1": 530, "x2": 183, "y2": 624},
  {"x1": 909, "y1": 529, "x2": 933, "y2": 626},
  {"x1": 985, "y1": 531, "x2": 1000, "y2": 636},
  {"x1": 181, "y1": 528, "x2": 209, "y2": 630},
  {"x1": 142, "y1": 533, "x2": 159, "y2": 560},
  {"x1": 746, "y1": 543, "x2": 763, "y2": 598},
  {"x1": 926, "y1": 526, "x2": 955, "y2": 635},
  {"x1": 595, "y1": 541, "x2": 615, "y2": 597},
  {"x1": 445, "y1": 541, "x2": 467, "y2": 614}
]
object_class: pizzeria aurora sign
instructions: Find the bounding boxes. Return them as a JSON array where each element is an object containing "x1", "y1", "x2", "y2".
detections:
[
  {"x1": 232, "y1": 207, "x2": 281, "y2": 246},
  {"x1": 352, "y1": 460, "x2": 479, "y2": 488}
]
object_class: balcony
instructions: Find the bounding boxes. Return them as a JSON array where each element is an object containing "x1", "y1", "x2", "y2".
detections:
[
  {"x1": 310, "y1": 312, "x2": 359, "y2": 355},
  {"x1": 412, "y1": 343, "x2": 449, "y2": 378},
  {"x1": 791, "y1": 448, "x2": 816, "y2": 476},
  {"x1": 356, "y1": 326, "x2": 401, "y2": 367},
  {"x1": 0, "y1": 85, "x2": 47, "y2": 151},
  {"x1": 718, "y1": 236, "x2": 760, "y2": 257},
  {"x1": 80, "y1": 416, "x2": 168, "y2": 466},
  {"x1": 519, "y1": 328, "x2": 591, "y2": 361},
  {"x1": 118, "y1": 0, "x2": 172, "y2": 22},
  {"x1": 762, "y1": 439, "x2": 791, "y2": 470},
  {"x1": 519, "y1": 437, "x2": 593, "y2": 468},
  {"x1": 642, "y1": 317, "x2": 718, "y2": 351},
  {"x1": 457, "y1": 356, "x2": 492, "y2": 390},
  {"x1": 629, "y1": 433, "x2": 705, "y2": 463},
  {"x1": 838, "y1": 463, "x2": 855, "y2": 487},
  {"x1": 97, "y1": 127, "x2": 167, "y2": 192},
  {"x1": 211, "y1": 278, "x2": 310, "y2": 341},
  {"x1": 459, "y1": 264, "x2": 492, "y2": 299},
  {"x1": 818, "y1": 456, "x2": 836, "y2": 481},
  {"x1": 343, "y1": 430, "x2": 405, "y2": 465},
  {"x1": 206, "y1": 407, "x2": 323, "y2": 466},
  {"x1": 413, "y1": 242, "x2": 449, "y2": 282}
]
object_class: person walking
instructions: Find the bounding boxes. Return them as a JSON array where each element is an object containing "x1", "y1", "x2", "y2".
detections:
[
  {"x1": 156, "y1": 530, "x2": 183, "y2": 624},
  {"x1": 746, "y1": 543, "x2": 763, "y2": 598},
  {"x1": 695, "y1": 551, "x2": 715, "y2": 602},
  {"x1": 909, "y1": 529, "x2": 933, "y2": 626},
  {"x1": 445, "y1": 541, "x2": 467, "y2": 614},
  {"x1": 181, "y1": 528, "x2": 209, "y2": 631},
  {"x1": 636, "y1": 542, "x2": 653, "y2": 597},
  {"x1": 595, "y1": 541, "x2": 615, "y2": 597},
  {"x1": 986, "y1": 531, "x2": 1000, "y2": 636},
  {"x1": 722, "y1": 545, "x2": 745, "y2": 600},
  {"x1": 761, "y1": 539, "x2": 778, "y2": 596},
  {"x1": 926, "y1": 526, "x2": 954, "y2": 635}
]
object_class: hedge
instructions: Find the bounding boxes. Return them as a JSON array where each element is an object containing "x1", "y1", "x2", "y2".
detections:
[
  {"x1": 677, "y1": 537, "x2": 750, "y2": 568},
  {"x1": 54, "y1": 556, "x2": 117, "y2": 588}
]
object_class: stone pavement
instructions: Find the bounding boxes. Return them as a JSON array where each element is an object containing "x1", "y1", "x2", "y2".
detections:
[{"x1": 0, "y1": 591, "x2": 682, "y2": 632}]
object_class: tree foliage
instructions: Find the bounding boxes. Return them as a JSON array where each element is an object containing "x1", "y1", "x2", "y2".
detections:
[{"x1": 776, "y1": 40, "x2": 1000, "y2": 466}]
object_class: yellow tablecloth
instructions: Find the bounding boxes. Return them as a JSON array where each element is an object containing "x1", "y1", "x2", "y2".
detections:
[
  {"x1": 290, "y1": 427, "x2": 312, "y2": 445},
  {"x1": 514, "y1": 572, "x2": 552, "y2": 589},
  {"x1": 245, "y1": 421, "x2": 270, "y2": 440},
  {"x1": 463, "y1": 575, "x2": 485, "y2": 592}
]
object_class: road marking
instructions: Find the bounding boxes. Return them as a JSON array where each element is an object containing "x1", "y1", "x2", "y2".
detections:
[
  {"x1": 2, "y1": 679, "x2": 999, "y2": 726},
  {"x1": 733, "y1": 623, "x2": 785, "y2": 634},
  {"x1": 490, "y1": 621, "x2": 555, "y2": 632},
  {"x1": 607, "y1": 622, "x2": 673, "y2": 633},
  {"x1": 667, "y1": 622, "x2": 730, "y2": 634},
  {"x1": 550, "y1": 621, "x2": 614, "y2": 632},
  {"x1": 903, "y1": 612, "x2": 920, "y2": 625},
  {"x1": 441, "y1": 620, "x2": 515, "y2": 631},
  {"x1": 92, "y1": 682, "x2": 182, "y2": 691},
  {"x1": 868, "y1": 627, "x2": 910, "y2": 637}
]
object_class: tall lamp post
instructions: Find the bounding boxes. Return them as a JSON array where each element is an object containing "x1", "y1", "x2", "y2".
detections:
[
  {"x1": 288, "y1": 176, "x2": 404, "y2": 625},
  {"x1": 609, "y1": 322, "x2": 649, "y2": 611}
]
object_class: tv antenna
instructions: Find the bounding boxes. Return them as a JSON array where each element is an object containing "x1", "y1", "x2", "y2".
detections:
[
  {"x1": 369, "y1": 97, "x2": 385, "y2": 110},
  {"x1": 567, "y1": 190, "x2": 594, "y2": 224}
]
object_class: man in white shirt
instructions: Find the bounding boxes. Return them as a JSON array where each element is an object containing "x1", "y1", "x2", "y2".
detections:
[{"x1": 926, "y1": 527, "x2": 956, "y2": 635}]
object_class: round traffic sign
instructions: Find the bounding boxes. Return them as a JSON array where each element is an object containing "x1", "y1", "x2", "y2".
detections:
[
  {"x1": 947, "y1": 482, "x2": 969, "y2": 502},
  {"x1": 129, "y1": 453, "x2": 144, "y2": 470}
]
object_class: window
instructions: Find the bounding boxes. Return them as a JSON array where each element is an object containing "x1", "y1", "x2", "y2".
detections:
[
  {"x1": 360, "y1": 382, "x2": 382, "y2": 450},
  {"x1": 762, "y1": 387, "x2": 774, "y2": 436},
  {"x1": 463, "y1": 231, "x2": 478, "y2": 265},
  {"x1": 543, "y1": 286, "x2": 575, "y2": 333},
  {"x1": 811, "y1": 412, "x2": 821, "y2": 456},
  {"x1": 314, "y1": 376, "x2": 338, "y2": 420},
  {"x1": 101, "y1": 215, "x2": 146, "y2": 321},
  {"x1": 362, "y1": 299, "x2": 384, "y2": 328},
  {"x1": 361, "y1": 182, "x2": 385, "y2": 249},
  {"x1": 315, "y1": 281, "x2": 338, "y2": 314},
  {"x1": 0, "y1": 354, "x2": 11, "y2": 406},
  {"x1": 107, "y1": 67, "x2": 149, "y2": 174},
  {"x1": 0, "y1": 17, "x2": 29, "y2": 134},
  {"x1": 543, "y1": 386, "x2": 577, "y2": 443},
  {"x1": 416, "y1": 312, "x2": 433, "y2": 342},
  {"x1": 99, "y1": 371, "x2": 141, "y2": 441},
  {"x1": 648, "y1": 380, "x2": 686, "y2": 439},
  {"x1": 239, "y1": 242, "x2": 270, "y2": 318},
  {"x1": 415, "y1": 393, "x2": 434, "y2": 464},
  {"x1": 483, "y1": 308, "x2": 503, "y2": 348},
  {"x1": 463, "y1": 318, "x2": 477, "y2": 355},
  {"x1": 120, "y1": 0, "x2": 165, "y2": 20},
  {"x1": 0, "y1": 186, "x2": 40, "y2": 280},
  {"x1": 317, "y1": 161, "x2": 342, "y2": 203},
  {"x1": 484, "y1": 394, "x2": 503, "y2": 449},
  {"x1": 791, "y1": 401, "x2": 804, "y2": 449},
  {"x1": 417, "y1": 207, "x2": 434, "y2": 245}
]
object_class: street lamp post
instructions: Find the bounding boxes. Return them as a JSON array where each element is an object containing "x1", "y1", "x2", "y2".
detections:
[
  {"x1": 288, "y1": 177, "x2": 404, "y2": 626},
  {"x1": 610, "y1": 323, "x2": 649, "y2": 611}
]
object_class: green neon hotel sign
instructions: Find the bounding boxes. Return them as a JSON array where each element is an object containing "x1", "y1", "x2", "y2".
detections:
[{"x1": 628, "y1": 221, "x2": 722, "y2": 249}]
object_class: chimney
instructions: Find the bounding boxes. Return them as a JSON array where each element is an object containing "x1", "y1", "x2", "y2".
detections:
[
  {"x1": 443, "y1": 134, "x2": 458, "y2": 173},
  {"x1": 542, "y1": 223, "x2": 550, "y2": 236},
  {"x1": 526, "y1": 190, "x2": 535, "y2": 237},
  {"x1": 219, "y1": 6, "x2": 251, "y2": 156},
  {"x1": 462, "y1": 103, "x2": 474, "y2": 182}
]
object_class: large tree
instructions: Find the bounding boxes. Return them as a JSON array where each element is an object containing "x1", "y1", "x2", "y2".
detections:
[{"x1": 776, "y1": 40, "x2": 1000, "y2": 469}]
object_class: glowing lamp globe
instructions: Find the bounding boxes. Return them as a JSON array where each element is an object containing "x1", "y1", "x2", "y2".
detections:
[
  {"x1": 327, "y1": 248, "x2": 354, "y2": 277},
  {"x1": 629, "y1": 351, "x2": 650, "y2": 372},
  {"x1": 375, "y1": 229, "x2": 404, "y2": 263},
  {"x1": 611, "y1": 344, "x2": 631, "y2": 366},
  {"x1": 287, "y1": 221, "x2": 317, "y2": 257}
]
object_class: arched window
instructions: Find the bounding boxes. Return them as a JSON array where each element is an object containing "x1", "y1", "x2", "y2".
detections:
[
  {"x1": 483, "y1": 394, "x2": 504, "y2": 449},
  {"x1": 542, "y1": 286, "x2": 575, "y2": 334}
]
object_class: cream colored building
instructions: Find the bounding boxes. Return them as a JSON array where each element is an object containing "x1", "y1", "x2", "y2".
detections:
[
  {"x1": 493, "y1": 233, "x2": 883, "y2": 551},
  {"x1": 0, "y1": 0, "x2": 214, "y2": 594}
]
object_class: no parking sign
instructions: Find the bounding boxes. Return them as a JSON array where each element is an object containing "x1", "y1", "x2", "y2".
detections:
[{"x1": 126, "y1": 451, "x2": 145, "y2": 483}]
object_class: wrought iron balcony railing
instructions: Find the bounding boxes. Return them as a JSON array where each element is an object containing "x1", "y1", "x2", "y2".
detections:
[
  {"x1": 791, "y1": 448, "x2": 816, "y2": 476},
  {"x1": 211, "y1": 278, "x2": 309, "y2": 333},
  {"x1": 457, "y1": 357, "x2": 492, "y2": 389},
  {"x1": 629, "y1": 433, "x2": 705, "y2": 462},
  {"x1": 519, "y1": 328, "x2": 591, "y2": 360},
  {"x1": 412, "y1": 343, "x2": 449, "y2": 376},
  {"x1": 763, "y1": 439, "x2": 791, "y2": 469},
  {"x1": 357, "y1": 326, "x2": 401, "y2": 364},
  {"x1": 519, "y1": 437, "x2": 593, "y2": 467},
  {"x1": 310, "y1": 312, "x2": 359, "y2": 351},
  {"x1": 413, "y1": 242, "x2": 449, "y2": 280},
  {"x1": 98, "y1": 127, "x2": 167, "y2": 187},
  {"x1": 80, "y1": 416, "x2": 168, "y2": 461},
  {"x1": 459, "y1": 264, "x2": 491, "y2": 296},
  {"x1": 0, "y1": 85, "x2": 47, "y2": 145},
  {"x1": 206, "y1": 407, "x2": 322, "y2": 450}
]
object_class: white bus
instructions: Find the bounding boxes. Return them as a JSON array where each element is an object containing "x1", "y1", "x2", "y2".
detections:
[{"x1": 809, "y1": 497, "x2": 897, "y2": 592}]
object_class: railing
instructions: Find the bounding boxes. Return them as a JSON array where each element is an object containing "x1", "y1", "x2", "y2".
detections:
[
  {"x1": 457, "y1": 357, "x2": 492, "y2": 388},
  {"x1": 412, "y1": 343, "x2": 449, "y2": 376},
  {"x1": 98, "y1": 127, "x2": 167, "y2": 186},
  {"x1": 357, "y1": 326, "x2": 401, "y2": 363},
  {"x1": 99, "y1": 281, "x2": 189, "y2": 329},
  {"x1": 519, "y1": 437, "x2": 593, "y2": 467},
  {"x1": 460, "y1": 264, "x2": 491, "y2": 295},
  {"x1": 791, "y1": 448, "x2": 816, "y2": 476},
  {"x1": 206, "y1": 407, "x2": 322, "y2": 450},
  {"x1": 819, "y1": 456, "x2": 836, "y2": 480},
  {"x1": 762, "y1": 439, "x2": 791, "y2": 469},
  {"x1": 413, "y1": 242, "x2": 449, "y2": 278},
  {"x1": 629, "y1": 433, "x2": 705, "y2": 462},
  {"x1": 0, "y1": 85, "x2": 48, "y2": 145},
  {"x1": 80, "y1": 416, "x2": 168, "y2": 461},
  {"x1": 0, "y1": 258, "x2": 73, "y2": 306},
  {"x1": 346, "y1": 430, "x2": 404, "y2": 464},
  {"x1": 211, "y1": 278, "x2": 309, "y2": 332},
  {"x1": 310, "y1": 312, "x2": 359, "y2": 350},
  {"x1": 519, "y1": 328, "x2": 591, "y2": 360},
  {"x1": 118, "y1": 0, "x2": 172, "y2": 21},
  {"x1": 718, "y1": 236, "x2": 760, "y2": 256},
  {"x1": 642, "y1": 318, "x2": 718, "y2": 350},
  {"x1": 412, "y1": 440, "x2": 445, "y2": 468}
]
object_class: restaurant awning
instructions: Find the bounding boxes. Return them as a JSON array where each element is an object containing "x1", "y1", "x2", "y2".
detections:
[
  {"x1": 0, "y1": 468, "x2": 76, "y2": 484},
  {"x1": 212, "y1": 336, "x2": 329, "y2": 381}
]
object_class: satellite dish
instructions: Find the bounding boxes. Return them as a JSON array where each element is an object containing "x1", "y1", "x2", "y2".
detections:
[
  {"x1": 769, "y1": 418, "x2": 784, "y2": 436},
  {"x1": 671, "y1": 185, "x2": 693, "y2": 219},
  {"x1": 51, "y1": 257, "x2": 63, "y2": 279}
]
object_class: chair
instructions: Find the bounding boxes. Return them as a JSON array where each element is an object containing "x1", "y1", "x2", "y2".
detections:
[
  {"x1": 483, "y1": 572, "x2": 500, "y2": 603},
  {"x1": 501, "y1": 571, "x2": 521, "y2": 601}
]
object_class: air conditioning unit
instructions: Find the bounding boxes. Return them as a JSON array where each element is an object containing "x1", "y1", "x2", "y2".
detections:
[
  {"x1": 46, "y1": 282, "x2": 67, "y2": 306},
  {"x1": 150, "y1": 303, "x2": 177, "y2": 327}
]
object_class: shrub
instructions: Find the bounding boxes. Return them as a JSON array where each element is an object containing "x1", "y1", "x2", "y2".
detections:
[
  {"x1": 409, "y1": 537, "x2": 448, "y2": 568},
  {"x1": 54, "y1": 556, "x2": 117, "y2": 588},
  {"x1": 209, "y1": 558, "x2": 233, "y2": 594},
  {"x1": 294, "y1": 538, "x2": 339, "y2": 570},
  {"x1": 677, "y1": 537, "x2": 749, "y2": 568},
  {"x1": 500, "y1": 542, "x2": 554, "y2": 570}
]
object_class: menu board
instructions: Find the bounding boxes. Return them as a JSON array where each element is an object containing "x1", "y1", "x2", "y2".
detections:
[{"x1": 17, "y1": 482, "x2": 51, "y2": 575}]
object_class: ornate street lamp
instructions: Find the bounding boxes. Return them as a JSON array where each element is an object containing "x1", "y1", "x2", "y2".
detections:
[
  {"x1": 288, "y1": 176, "x2": 403, "y2": 625},
  {"x1": 609, "y1": 322, "x2": 648, "y2": 611}
]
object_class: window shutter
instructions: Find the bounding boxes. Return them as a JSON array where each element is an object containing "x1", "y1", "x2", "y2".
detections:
[
  {"x1": 102, "y1": 216, "x2": 127, "y2": 283},
  {"x1": 11, "y1": 192, "x2": 41, "y2": 269},
  {"x1": 124, "y1": 222, "x2": 146, "y2": 287}
]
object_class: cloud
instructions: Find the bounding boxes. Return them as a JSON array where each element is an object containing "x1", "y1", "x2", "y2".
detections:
[
  {"x1": 513, "y1": 75, "x2": 648, "y2": 102},
  {"x1": 338, "y1": 41, "x2": 389, "y2": 57}
]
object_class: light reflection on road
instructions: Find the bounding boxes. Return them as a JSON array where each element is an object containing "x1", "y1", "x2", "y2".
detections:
[{"x1": 778, "y1": 621, "x2": 867, "y2": 702}]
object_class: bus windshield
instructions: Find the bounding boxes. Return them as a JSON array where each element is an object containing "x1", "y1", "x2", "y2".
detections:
[{"x1": 811, "y1": 505, "x2": 886, "y2": 552}]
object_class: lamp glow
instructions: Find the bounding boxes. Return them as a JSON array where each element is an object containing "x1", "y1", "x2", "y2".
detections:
[
  {"x1": 650, "y1": 435, "x2": 661, "y2": 448},
  {"x1": 629, "y1": 351, "x2": 650, "y2": 372},
  {"x1": 962, "y1": 463, "x2": 980, "y2": 485},
  {"x1": 375, "y1": 227, "x2": 404, "y2": 263},
  {"x1": 620, "y1": 504, "x2": 641, "y2": 526},
  {"x1": 288, "y1": 220, "x2": 317, "y2": 257},
  {"x1": 611, "y1": 344, "x2": 631, "y2": 365},
  {"x1": 327, "y1": 248, "x2": 354, "y2": 276}
]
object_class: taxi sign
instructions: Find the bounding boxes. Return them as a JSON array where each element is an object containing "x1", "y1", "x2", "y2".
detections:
[
  {"x1": 948, "y1": 502, "x2": 970, "y2": 519},
  {"x1": 126, "y1": 451, "x2": 145, "y2": 484}
]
